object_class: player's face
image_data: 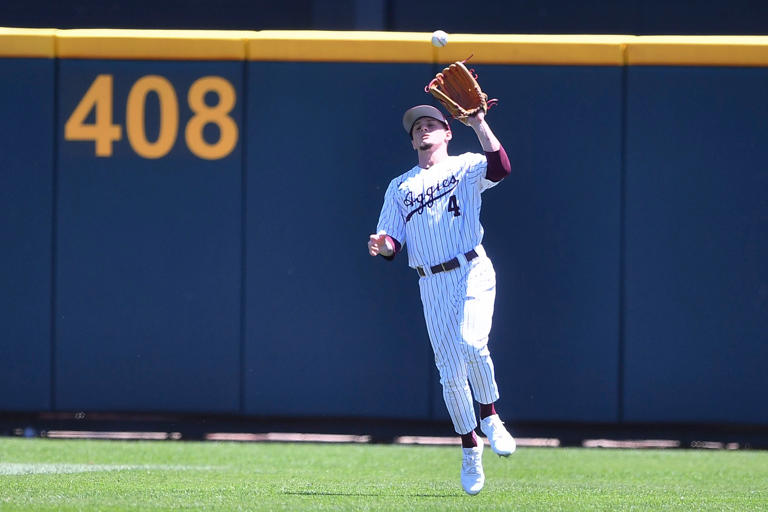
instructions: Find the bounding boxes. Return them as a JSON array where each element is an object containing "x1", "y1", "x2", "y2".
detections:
[{"x1": 411, "y1": 117, "x2": 451, "y2": 151}]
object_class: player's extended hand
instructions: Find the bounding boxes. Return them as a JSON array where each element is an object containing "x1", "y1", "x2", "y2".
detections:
[{"x1": 368, "y1": 233, "x2": 394, "y2": 257}]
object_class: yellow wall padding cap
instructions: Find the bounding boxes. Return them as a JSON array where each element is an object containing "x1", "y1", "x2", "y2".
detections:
[
  {"x1": 56, "y1": 29, "x2": 252, "y2": 60},
  {"x1": 0, "y1": 28, "x2": 56, "y2": 58},
  {"x1": 247, "y1": 31, "x2": 629, "y2": 65},
  {"x1": 626, "y1": 36, "x2": 768, "y2": 66},
  {"x1": 7, "y1": 29, "x2": 768, "y2": 67}
]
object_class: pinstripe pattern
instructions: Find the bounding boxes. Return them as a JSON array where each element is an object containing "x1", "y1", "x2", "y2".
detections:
[
  {"x1": 419, "y1": 255, "x2": 500, "y2": 434},
  {"x1": 376, "y1": 153, "x2": 499, "y2": 269},
  {"x1": 375, "y1": 151, "x2": 503, "y2": 435}
]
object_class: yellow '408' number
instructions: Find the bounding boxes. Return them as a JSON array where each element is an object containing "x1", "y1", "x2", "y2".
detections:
[{"x1": 64, "y1": 74, "x2": 238, "y2": 160}]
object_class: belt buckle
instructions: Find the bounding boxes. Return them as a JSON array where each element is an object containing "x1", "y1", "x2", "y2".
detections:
[{"x1": 439, "y1": 262, "x2": 448, "y2": 272}]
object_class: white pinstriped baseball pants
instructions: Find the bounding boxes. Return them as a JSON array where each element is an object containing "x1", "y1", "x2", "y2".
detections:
[{"x1": 418, "y1": 247, "x2": 500, "y2": 435}]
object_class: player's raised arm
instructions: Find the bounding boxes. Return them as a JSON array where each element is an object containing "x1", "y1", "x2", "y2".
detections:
[
  {"x1": 466, "y1": 111, "x2": 500, "y2": 152},
  {"x1": 426, "y1": 58, "x2": 510, "y2": 182},
  {"x1": 467, "y1": 112, "x2": 511, "y2": 182}
]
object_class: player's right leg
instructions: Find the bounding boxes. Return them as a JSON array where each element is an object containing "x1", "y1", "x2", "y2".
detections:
[
  {"x1": 460, "y1": 435, "x2": 484, "y2": 495},
  {"x1": 421, "y1": 299, "x2": 477, "y2": 435},
  {"x1": 419, "y1": 272, "x2": 479, "y2": 434},
  {"x1": 419, "y1": 274, "x2": 485, "y2": 494}
]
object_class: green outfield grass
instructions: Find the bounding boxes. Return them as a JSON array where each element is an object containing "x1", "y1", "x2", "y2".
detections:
[{"x1": 0, "y1": 437, "x2": 766, "y2": 511}]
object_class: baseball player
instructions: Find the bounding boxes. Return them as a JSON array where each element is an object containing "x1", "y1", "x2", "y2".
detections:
[{"x1": 368, "y1": 105, "x2": 515, "y2": 495}]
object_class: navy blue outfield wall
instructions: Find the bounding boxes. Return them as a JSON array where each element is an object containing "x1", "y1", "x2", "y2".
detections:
[
  {"x1": 54, "y1": 60, "x2": 243, "y2": 412},
  {"x1": 0, "y1": 58, "x2": 54, "y2": 411},
  {"x1": 244, "y1": 62, "x2": 436, "y2": 419},
  {"x1": 477, "y1": 65, "x2": 623, "y2": 424},
  {"x1": 0, "y1": 32, "x2": 766, "y2": 429},
  {"x1": 623, "y1": 66, "x2": 768, "y2": 424}
]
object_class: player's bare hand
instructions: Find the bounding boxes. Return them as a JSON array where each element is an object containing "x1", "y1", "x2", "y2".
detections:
[{"x1": 368, "y1": 233, "x2": 393, "y2": 257}]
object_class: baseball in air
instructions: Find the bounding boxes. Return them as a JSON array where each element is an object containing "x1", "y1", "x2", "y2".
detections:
[{"x1": 431, "y1": 30, "x2": 448, "y2": 48}]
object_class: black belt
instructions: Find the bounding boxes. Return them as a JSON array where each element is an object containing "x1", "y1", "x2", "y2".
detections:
[{"x1": 417, "y1": 249, "x2": 479, "y2": 277}]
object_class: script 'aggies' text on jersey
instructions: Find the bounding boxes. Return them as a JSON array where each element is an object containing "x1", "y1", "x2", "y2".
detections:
[{"x1": 376, "y1": 152, "x2": 500, "y2": 269}]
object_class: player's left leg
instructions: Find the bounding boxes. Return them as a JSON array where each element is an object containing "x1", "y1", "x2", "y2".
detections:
[
  {"x1": 480, "y1": 410, "x2": 516, "y2": 456},
  {"x1": 460, "y1": 256, "x2": 516, "y2": 456},
  {"x1": 459, "y1": 256, "x2": 500, "y2": 405}
]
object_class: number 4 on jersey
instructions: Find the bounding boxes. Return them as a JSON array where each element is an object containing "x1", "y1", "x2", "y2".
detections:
[{"x1": 448, "y1": 195, "x2": 461, "y2": 217}]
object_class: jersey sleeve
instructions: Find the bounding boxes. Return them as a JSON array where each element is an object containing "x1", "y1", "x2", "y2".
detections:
[
  {"x1": 462, "y1": 152, "x2": 498, "y2": 193},
  {"x1": 485, "y1": 146, "x2": 512, "y2": 182},
  {"x1": 375, "y1": 179, "x2": 406, "y2": 249}
]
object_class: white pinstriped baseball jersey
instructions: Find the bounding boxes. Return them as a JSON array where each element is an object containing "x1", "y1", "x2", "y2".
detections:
[{"x1": 376, "y1": 152, "x2": 500, "y2": 269}]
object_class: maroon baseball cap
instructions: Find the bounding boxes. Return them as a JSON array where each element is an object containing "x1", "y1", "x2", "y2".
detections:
[{"x1": 402, "y1": 105, "x2": 449, "y2": 134}]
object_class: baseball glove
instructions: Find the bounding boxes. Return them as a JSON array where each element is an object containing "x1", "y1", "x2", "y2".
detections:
[{"x1": 425, "y1": 58, "x2": 497, "y2": 125}]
